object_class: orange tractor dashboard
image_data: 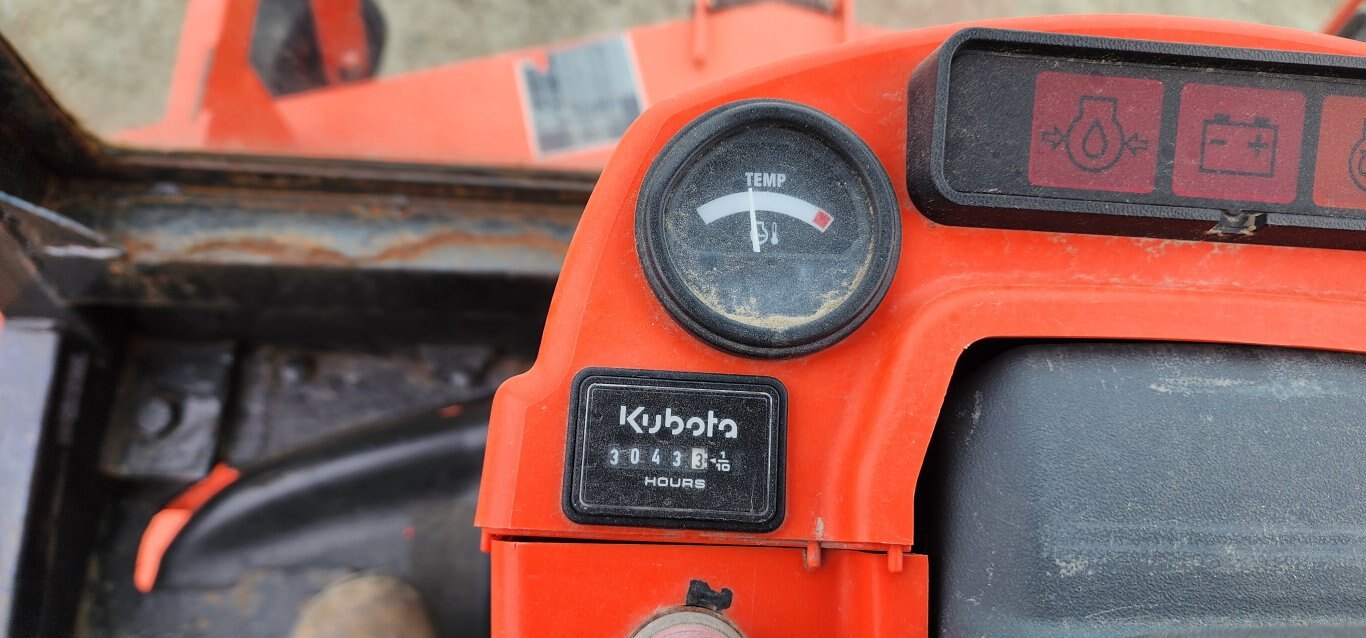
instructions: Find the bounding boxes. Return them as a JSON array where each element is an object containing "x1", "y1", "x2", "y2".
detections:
[{"x1": 476, "y1": 15, "x2": 1366, "y2": 637}]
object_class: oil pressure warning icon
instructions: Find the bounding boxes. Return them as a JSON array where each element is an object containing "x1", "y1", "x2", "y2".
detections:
[
  {"x1": 1028, "y1": 71, "x2": 1164, "y2": 194},
  {"x1": 1040, "y1": 96, "x2": 1150, "y2": 173}
]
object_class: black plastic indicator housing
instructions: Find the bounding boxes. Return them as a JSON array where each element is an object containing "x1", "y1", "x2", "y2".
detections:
[
  {"x1": 638, "y1": 100, "x2": 901, "y2": 359},
  {"x1": 563, "y1": 368, "x2": 786, "y2": 531},
  {"x1": 906, "y1": 27, "x2": 1366, "y2": 249}
]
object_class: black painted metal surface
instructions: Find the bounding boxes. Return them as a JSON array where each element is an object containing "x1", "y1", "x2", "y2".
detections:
[
  {"x1": 87, "y1": 402, "x2": 491, "y2": 638},
  {"x1": 923, "y1": 343, "x2": 1366, "y2": 637},
  {"x1": 100, "y1": 338, "x2": 235, "y2": 481},
  {"x1": 225, "y1": 343, "x2": 524, "y2": 466}
]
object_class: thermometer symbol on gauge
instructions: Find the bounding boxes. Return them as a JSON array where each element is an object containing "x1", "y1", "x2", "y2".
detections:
[{"x1": 696, "y1": 189, "x2": 834, "y2": 253}]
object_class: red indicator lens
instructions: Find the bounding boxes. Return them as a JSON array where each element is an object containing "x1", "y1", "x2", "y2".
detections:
[
  {"x1": 1028, "y1": 72, "x2": 1163, "y2": 193},
  {"x1": 1313, "y1": 95, "x2": 1366, "y2": 210},
  {"x1": 1172, "y1": 84, "x2": 1305, "y2": 204}
]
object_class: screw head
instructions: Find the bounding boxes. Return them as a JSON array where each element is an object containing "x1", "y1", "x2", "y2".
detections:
[
  {"x1": 134, "y1": 394, "x2": 180, "y2": 438},
  {"x1": 279, "y1": 354, "x2": 317, "y2": 385}
]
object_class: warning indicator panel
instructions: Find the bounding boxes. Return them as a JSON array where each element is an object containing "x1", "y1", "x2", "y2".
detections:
[
  {"x1": 1313, "y1": 95, "x2": 1366, "y2": 210},
  {"x1": 1029, "y1": 72, "x2": 1163, "y2": 193},
  {"x1": 911, "y1": 27, "x2": 1366, "y2": 250},
  {"x1": 1171, "y1": 84, "x2": 1305, "y2": 204}
]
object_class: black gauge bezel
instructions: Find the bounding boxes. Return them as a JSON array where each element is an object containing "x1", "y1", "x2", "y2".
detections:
[{"x1": 635, "y1": 99, "x2": 901, "y2": 358}]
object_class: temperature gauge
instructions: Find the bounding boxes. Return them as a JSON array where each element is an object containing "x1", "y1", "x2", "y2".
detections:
[{"x1": 636, "y1": 100, "x2": 900, "y2": 357}]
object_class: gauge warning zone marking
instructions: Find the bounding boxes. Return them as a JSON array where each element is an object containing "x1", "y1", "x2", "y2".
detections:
[{"x1": 696, "y1": 191, "x2": 835, "y2": 231}]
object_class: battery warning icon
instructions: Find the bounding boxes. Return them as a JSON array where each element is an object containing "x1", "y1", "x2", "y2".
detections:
[
  {"x1": 1171, "y1": 83, "x2": 1304, "y2": 204},
  {"x1": 1199, "y1": 114, "x2": 1278, "y2": 177}
]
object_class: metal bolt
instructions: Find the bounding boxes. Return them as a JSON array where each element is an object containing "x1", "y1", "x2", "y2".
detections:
[
  {"x1": 135, "y1": 394, "x2": 180, "y2": 438},
  {"x1": 446, "y1": 368, "x2": 474, "y2": 389},
  {"x1": 338, "y1": 50, "x2": 367, "y2": 81},
  {"x1": 280, "y1": 354, "x2": 317, "y2": 385}
]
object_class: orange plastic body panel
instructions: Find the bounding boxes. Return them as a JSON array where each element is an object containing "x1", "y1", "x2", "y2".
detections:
[
  {"x1": 119, "y1": 1, "x2": 884, "y2": 169},
  {"x1": 477, "y1": 14, "x2": 1366, "y2": 635},
  {"x1": 491, "y1": 541, "x2": 928, "y2": 637}
]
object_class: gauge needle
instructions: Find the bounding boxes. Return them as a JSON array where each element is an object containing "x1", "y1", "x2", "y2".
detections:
[{"x1": 747, "y1": 187, "x2": 762, "y2": 253}]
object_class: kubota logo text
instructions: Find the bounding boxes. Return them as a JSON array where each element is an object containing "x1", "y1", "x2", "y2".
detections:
[{"x1": 619, "y1": 406, "x2": 739, "y2": 438}]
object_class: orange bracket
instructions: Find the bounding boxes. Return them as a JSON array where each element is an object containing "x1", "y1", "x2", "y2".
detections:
[
  {"x1": 133, "y1": 463, "x2": 240, "y2": 593},
  {"x1": 311, "y1": 0, "x2": 371, "y2": 83},
  {"x1": 1324, "y1": 0, "x2": 1365, "y2": 35}
]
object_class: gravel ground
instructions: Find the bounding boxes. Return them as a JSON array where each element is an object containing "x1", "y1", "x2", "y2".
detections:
[{"x1": 0, "y1": 0, "x2": 1343, "y2": 137}]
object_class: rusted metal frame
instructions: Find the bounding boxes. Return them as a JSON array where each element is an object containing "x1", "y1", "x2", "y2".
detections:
[
  {"x1": 42, "y1": 178, "x2": 581, "y2": 315},
  {"x1": 0, "y1": 194, "x2": 116, "y2": 350},
  {"x1": 0, "y1": 30, "x2": 592, "y2": 317}
]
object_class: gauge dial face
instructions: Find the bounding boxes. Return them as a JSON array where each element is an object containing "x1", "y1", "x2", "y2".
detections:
[{"x1": 637, "y1": 100, "x2": 900, "y2": 357}]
